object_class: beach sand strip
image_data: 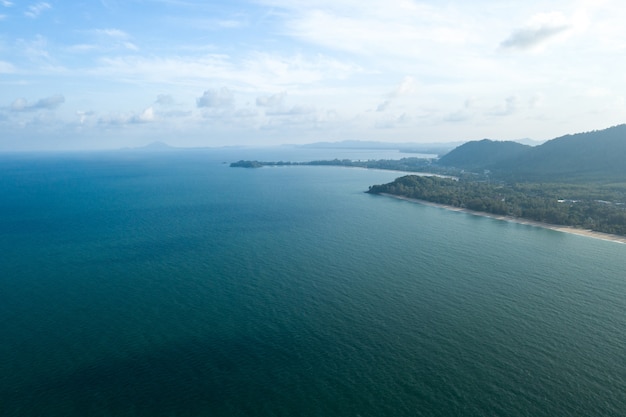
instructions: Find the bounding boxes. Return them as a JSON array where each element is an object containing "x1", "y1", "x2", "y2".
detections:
[{"x1": 380, "y1": 193, "x2": 626, "y2": 244}]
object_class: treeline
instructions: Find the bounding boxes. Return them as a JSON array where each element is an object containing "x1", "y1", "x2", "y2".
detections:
[
  {"x1": 367, "y1": 175, "x2": 626, "y2": 236},
  {"x1": 231, "y1": 158, "x2": 460, "y2": 175}
]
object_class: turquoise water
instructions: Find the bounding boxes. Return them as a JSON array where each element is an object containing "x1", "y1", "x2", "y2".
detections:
[{"x1": 1, "y1": 150, "x2": 625, "y2": 416}]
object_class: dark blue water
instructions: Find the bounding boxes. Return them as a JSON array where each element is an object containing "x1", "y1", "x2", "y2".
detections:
[{"x1": 1, "y1": 150, "x2": 625, "y2": 416}]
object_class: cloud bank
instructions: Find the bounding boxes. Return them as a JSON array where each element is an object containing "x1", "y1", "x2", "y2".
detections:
[
  {"x1": 2, "y1": 0, "x2": 626, "y2": 150},
  {"x1": 501, "y1": 25, "x2": 570, "y2": 50},
  {"x1": 10, "y1": 94, "x2": 65, "y2": 112}
]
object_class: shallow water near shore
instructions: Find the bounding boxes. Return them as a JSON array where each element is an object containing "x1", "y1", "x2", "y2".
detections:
[{"x1": 1, "y1": 149, "x2": 625, "y2": 416}]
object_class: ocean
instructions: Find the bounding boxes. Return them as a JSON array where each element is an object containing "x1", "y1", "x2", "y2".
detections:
[{"x1": 1, "y1": 148, "x2": 625, "y2": 416}]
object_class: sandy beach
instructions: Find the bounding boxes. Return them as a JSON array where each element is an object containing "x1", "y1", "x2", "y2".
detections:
[{"x1": 380, "y1": 193, "x2": 626, "y2": 244}]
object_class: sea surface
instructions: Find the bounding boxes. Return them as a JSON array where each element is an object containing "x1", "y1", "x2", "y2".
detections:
[{"x1": 1, "y1": 148, "x2": 625, "y2": 416}]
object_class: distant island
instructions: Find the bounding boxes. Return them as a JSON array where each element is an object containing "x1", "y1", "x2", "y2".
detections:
[{"x1": 233, "y1": 124, "x2": 626, "y2": 238}]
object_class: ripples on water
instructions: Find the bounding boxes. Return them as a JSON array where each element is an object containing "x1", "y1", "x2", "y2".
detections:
[{"x1": 0, "y1": 149, "x2": 625, "y2": 416}]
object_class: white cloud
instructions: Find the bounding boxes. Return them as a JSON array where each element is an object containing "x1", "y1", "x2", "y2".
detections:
[
  {"x1": 232, "y1": 108, "x2": 259, "y2": 122},
  {"x1": 13, "y1": 35, "x2": 67, "y2": 72},
  {"x1": 255, "y1": 92, "x2": 322, "y2": 128},
  {"x1": 76, "y1": 110, "x2": 95, "y2": 124},
  {"x1": 529, "y1": 93, "x2": 545, "y2": 108},
  {"x1": 67, "y1": 44, "x2": 98, "y2": 52},
  {"x1": 94, "y1": 29, "x2": 130, "y2": 38},
  {"x1": 376, "y1": 100, "x2": 390, "y2": 112},
  {"x1": 17, "y1": 35, "x2": 50, "y2": 63},
  {"x1": 255, "y1": 0, "x2": 471, "y2": 60},
  {"x1": 88, "y1": 28, "x2": 138, "y2": 51},
  {"x1": 391, "y1": 76, "x2": 417, "y2": 97},
  {"x1": 25, "y1": 2, "x2": 51, "y2": 18},
  {"x1": 261, "y1": 110, "x2": 319, "y2": 130},
  {"x1": 157, "y1": 110, "x2": 193, "y2": 119},
  {"x1": 98, "y1": 107, "x2": 156, "y2": 125},
  {"x1": 155, "y1": 94, "x2": 175, "y2": 106},
  {"x1": 197, "y1": 88, "x2": 235, "y2": 108},
  {"x1": 196, "y1": 105, "x2": 262, "y2": 130},
  {"x1": 444, "y1": 99, "x2": 476, "y2": 122},
  {"x1": 91, "y1": 52, "x2": 358, "y2": 93},
  {"x1": 444, "y1": 110, "x2": 471, "y2": 122},
  {"x1": 10, "y1": 94, "x2": 65, "y2": 112},
  {"x1": 97, "y1": 113, "x2": 131, "y2": 126},
  {"x1": 123, "y1": 42, "x2": 139, "y2": 51},
  {"x1": 5, "y1": 0, "x2": 626, "y2": 149},
  {"x1": 214, "y1": 19, "x2": 244, "y2": 28},
  {"x1": 256, "y1": 91, "x2": 287, "y2": 107},
  {"x1": 377, "y1": 76, "x2": 417, "y2": 112},
  {"x1": 266, "y1": 105, "x2": 315, "y2": 116},
  {"x1": 243, "y1": 52, "x2": 361, "y2": 88},
  {"x1": 584, "y1": 87, "x2": 611, "y2": 98},
  {"x1": 500, "y1": 11, "x2": 588, "y2": 51},
  {"x1": 1, "y1": 0, "x2": 13, "y2": 7},
  {"x1": 375, "y1": 112, "x2": 412, "y2": 129},
  {"x1": 134, "y1": 107, "x2": 154, "y2": 123},
  {"x1": 10, "y1": 98, "x2": 27, "y2": 111},
  {"x1": 501, "y1": 25, "x2": 569, "y2": 50},
  {"x1": 488, "y1": 96, "x2": 518, "y2": 117},
  {"x1": 0, "y1": 60, "x2": 15, "y2": 73}
]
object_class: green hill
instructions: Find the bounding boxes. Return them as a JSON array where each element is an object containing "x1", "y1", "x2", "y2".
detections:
[
  {"x1": 437, "y1": 124, "x2": 626, "y2": 182},
  {"x1": 437, "y1": 139, "x2": 530, "y2": 170},
  {"x1": 508, "y1": 125, "x2": 626, "y2": 181}
]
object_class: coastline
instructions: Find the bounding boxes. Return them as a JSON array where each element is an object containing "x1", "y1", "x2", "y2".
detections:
[{"x1": 380, "y1": 193, "x2": 626, "y2": 244}]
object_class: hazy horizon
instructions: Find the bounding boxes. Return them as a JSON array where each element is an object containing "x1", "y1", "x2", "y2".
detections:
[{"x1": 2, "y1": 1, "x2": 626, "y2": 151}]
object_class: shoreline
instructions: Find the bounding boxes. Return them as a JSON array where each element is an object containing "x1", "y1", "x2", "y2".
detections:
[{"x1": 379, "y1": 193, "x2": 626, "y2": 244}]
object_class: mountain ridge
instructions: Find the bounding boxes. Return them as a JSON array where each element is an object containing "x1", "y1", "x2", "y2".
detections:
[{"x1": 437, "y1": 124, "x2": 626, "y2": 182}]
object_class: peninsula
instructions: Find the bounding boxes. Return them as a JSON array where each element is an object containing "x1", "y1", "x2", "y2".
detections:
[
  {"x1": 233, "y1": 124, "x2": 626, "y2": 240},
  {"x1": 231, "y1": 157, "x2": 457, "y2": 176},
  {"x1": 367, "y1": 175, "x2": 626, "y2": 241}
]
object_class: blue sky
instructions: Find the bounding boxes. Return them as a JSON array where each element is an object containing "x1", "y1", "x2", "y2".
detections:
[{"x1": 1, "y1": 0, "x2": 625, "y2": 150}]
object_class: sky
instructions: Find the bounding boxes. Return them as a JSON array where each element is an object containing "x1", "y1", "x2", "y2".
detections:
[{"x1": 1, "y1": 0, "x2": 626, "y2": 150}]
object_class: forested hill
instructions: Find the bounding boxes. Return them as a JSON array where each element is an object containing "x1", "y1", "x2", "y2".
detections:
[
  {"x1": 437, "y1": 139, "x2": 530, "y2": 170},
  {"x1": 437, "y1": 124, "x2": 626, "y2": 182},
  {"x1": 509, "y1": 125, "x2": 626, "y2": 181}
]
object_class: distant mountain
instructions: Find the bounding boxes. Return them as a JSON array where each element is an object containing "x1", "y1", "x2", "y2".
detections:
[
  {"x1": 299, "y1": 140, "x2": 460, "y2": 156},
  {"x1": 437, "y1": 124, "x2": 626, "y2": 182},
  {"x1": 513, "y1": 138, "x2": 544, "y2": 146},
  {"x1": 137, "y1": 141, "x2": 175, "y2": 151}
]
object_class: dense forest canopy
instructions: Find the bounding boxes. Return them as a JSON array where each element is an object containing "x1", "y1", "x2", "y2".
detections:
[{"x1": 367, "y1": 175, "x2": 626, "y2": 236}]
